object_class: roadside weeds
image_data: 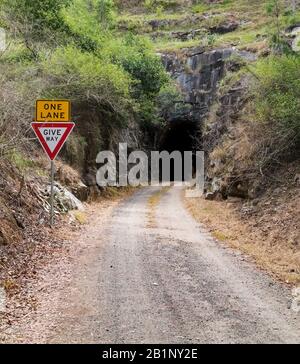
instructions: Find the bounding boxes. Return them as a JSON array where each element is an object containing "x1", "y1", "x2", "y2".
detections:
[{"x1": 184, "y1": 191, "x2": 300, "y2": 285}]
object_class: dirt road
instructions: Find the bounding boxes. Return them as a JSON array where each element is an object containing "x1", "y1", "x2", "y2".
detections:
[{"x1": 8, "y1": 187, "x2": 300, "y2": 343}]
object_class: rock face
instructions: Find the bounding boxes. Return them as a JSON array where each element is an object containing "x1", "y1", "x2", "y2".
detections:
[
  {"x1": 209, "y1": 21, "x2": 239, "y2": 34},
  {"x1": 291, "y1": 27, "x2": 300, "y2": 52},
  {"x1": 162, "y1": 48, "x2": 233, "y2": 121},
  {"x1": 161, "y1": 45, "x2": 256, "y2": 198},
  {"x1": 204, "y1": 72, "x2": 251, "y2": 199},
  {"x1": 162, "y1": 47, "x2": 255, "y2": 121}
]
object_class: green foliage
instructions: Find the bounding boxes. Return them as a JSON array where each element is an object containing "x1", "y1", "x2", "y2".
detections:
[
  {"x1": 64, "y1": 133, "x2": 87, "y2": 168},
  {"x1": 144, "y1": 0, "x2": 178, "y2": 13},
  {"x1": 1, "y1": 0, "x2": 171, "y2": 125},
  {"x1": 8, "y1": 149, "x2": 36, "y2": 172},
  {"x1": 157, "y1": 83, "x2": 182, "y2": 120},
  {"x1": 192, "y1": 2, "x2": 210, "y2": 14},
  {"x1": 42, "y1": 45, "x2": 133, "y2": 122},
  {"x1": 0, "y1": 0, "x2": 178, "y2": 167},
  {"x1": 61, "y1": 0, "x2": 108, "y2": 52},
  {"x1": 1, "y1": 0, "x2": 71, "y2": 35},
  {"x1": 254, "y1": 55, "x2": 300, "y2": 144},
  {"x1": 97, "y1": 0, "x2": 116, "y2": 29},
  {"x1": 101, "y1": 32, "x2": 169, "y2": 123},
  {"x1": 119, "y1": 34, "x2": 169, "y2": 98},
  {"x1": 265, "y1": 0, "x2": 297, "y2": 54}
]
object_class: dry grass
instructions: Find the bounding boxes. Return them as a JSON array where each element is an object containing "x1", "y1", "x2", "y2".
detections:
[
  {"x1": 147, "y1": 187, "x2": 170, "y2": 228},
  {"x1": 101, "y1": 186, "x2": 137, "y2": 200},
  {"x1": 184, "y1": 184, "x2": 300, "y2": 285},
  {"x1": 73, "y1": 211, "x2": 87, "y2": 225}
]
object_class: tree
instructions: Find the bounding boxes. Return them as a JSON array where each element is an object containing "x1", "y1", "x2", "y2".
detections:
[
  {"x1": 0, "y1": 0, "x2": 72, "y2": 56},
  {"x1": 1, "y1": 0, "x2": 72, "y2": 35}
]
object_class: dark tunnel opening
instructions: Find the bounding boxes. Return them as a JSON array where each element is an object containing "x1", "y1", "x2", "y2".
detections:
[{"x1": 159, "y1": 119, "x2": 201, "y2": 182}]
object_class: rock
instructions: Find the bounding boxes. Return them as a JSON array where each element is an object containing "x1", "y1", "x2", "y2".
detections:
[
  {"x1": 205, "y1": 191, "x2": 223, "y2": 201},
  {"x1": 241, "y1": 204, "x2": 254, "y2": 215},
  {"x1": 84, "y1": 170, "x2": 97, "y2": 187},
  {"x1": 205, "y1": 192, "x2": 214, "y2": 200},
  {"x1": 285, "y1": 23, "x2": 300, "y2": 32},
  {"x1": 71, "y1": 181, "x2": 89, "y2": 202},
  {"x1": 60, "y1": 188, "x2": 84, "y2": 211},
  {"x1": 291, "y1": 287, "x2": 300, "y2": 313},
  {"x1": 291, "y1": 27, "x2": 300, "y2": 52},
  {"x1": 56, "y1": 164, "x2": 81, "y2": 186},
  {"x1": 162, "y1": 47, "x2": 235, "y2": 121},
  {"x1": 228, "y1": 182, "x2": 249, "y2": 198},
  {"x1": 209, "y1": 21, "x2": 239, "y2": 34},
  {"x1": 294, "y1": 173, "x2": 300, "y2": 185},
  {"x1": 285, "y1": 25, "x2": 300, "y2": 52},
  {"x1": 169, "y1": 29, "x2": 204, "y2": 41},
  {"x1": 44, "y1": 183, "x2": 84, "y2": 212},
  {"x1": 211, "y1": 176, "x2": 223, "y2": 193}
]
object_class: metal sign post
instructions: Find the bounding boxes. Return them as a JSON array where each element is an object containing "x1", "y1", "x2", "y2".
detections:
[
  {"x1": 50, "y1": 160, "x2": 55, "y2": 226},
  {"x1": 31, "y1": 100, "x2": 74, "y2": 227}
]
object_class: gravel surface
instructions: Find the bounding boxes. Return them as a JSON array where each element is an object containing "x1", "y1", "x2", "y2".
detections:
[{"x1": 4, "y1": 187, "x2": 300, "y2": 343}]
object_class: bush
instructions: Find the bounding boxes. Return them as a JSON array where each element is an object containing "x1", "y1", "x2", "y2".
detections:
[
  {"x1": 42, "y1": 45, "x2": 134, "y2": 123},
  {"x1": 144, "y1": 0, "x2": 179, "y2": 13},
  {"x1": 254, "y1": 55, "x2": 300, "y2": 145},
  {"x1": 1, "y1": 0, "x2": 71, "y2": 37},
  {"x1": 0, "y1": 0, "x2": 172, "y2": 168}
]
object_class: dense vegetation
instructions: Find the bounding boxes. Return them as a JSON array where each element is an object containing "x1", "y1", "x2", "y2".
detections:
[
  {"x1": 255, "y1": 55, "x2": 300, "y2": 145},
  {"x1": 0, "y1": 0, "x2": 174, "y2": 165}
]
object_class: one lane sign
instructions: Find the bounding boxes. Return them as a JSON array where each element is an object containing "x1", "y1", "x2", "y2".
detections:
[
  {"x1": 31, "y1": 122, "x2": 75, "y2": 160},
  {"x1": 36, "y1": 100, "x2": 71, "y2": 122}
]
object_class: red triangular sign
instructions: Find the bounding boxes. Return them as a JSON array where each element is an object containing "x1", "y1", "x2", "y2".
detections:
[{"x1": 31, "y1": 122, "x2": 75, "y2": 160}]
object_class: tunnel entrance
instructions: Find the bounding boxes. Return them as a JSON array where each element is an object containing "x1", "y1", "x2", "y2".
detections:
[{"x1": 159, "y1": 119, "x2": 200, "y2": 182}]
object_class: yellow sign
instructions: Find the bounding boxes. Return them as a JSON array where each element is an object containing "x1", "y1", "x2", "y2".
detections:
[{"x1": 36, "y1": 100, "x2": 71, "y2": 122}]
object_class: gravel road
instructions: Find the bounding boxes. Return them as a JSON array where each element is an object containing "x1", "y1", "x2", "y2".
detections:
[{"x1": 24, "y1": 187, "x2": 300, "y2": 343}]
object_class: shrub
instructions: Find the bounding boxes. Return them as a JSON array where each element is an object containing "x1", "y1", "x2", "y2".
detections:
[
  {"x1": 254, "y1": 55, "x2": 300, "y2": 146},
  {"x1": 42, "y1": 45, "x2": 134, "y2": 123},
  {"x1": 119, "y1": 34, "x2": 169, "y2": 98},
  {"x1": 0, "y1": 0, "x2": 71, "y2": 37}
]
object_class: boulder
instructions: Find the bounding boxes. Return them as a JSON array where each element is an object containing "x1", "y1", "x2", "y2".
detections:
[
  {"x1": 71, "y1": 181, "x2": 89, "y2": 202},
  {"x1": 209, "y1": 21, "x2": 239, "y2": 34},
  {"x1": 205, "y1": 191, "x2": 223, "y2": 201},
  {"x1": 44, "y1": 183, "x2": 84, "y2": 213}
]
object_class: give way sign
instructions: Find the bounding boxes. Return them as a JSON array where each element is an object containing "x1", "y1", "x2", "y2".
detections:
[{"x1": 31, "y1": 122, "x2": 75, "y2": 160}]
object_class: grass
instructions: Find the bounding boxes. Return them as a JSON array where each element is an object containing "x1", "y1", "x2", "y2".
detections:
[
  {"x1": 212, "y1": 230, "x2": 231, "y2": 242},
  {"x1": 147, "y1": 187, "x2": 170, "y2": 228},
  {"x1": 8, "y1": 150, "x2": 37, "y2": 172},
  {"x1": 184, "y1": 193, "x2": 300, "y2": 285},
  {"x1": 155, "y1": 38, "x2": 201, "y2": 53},
  {"x1": 1, "y1": 279, "x2": 19, "y2": 292},
  {"x1": 73, "y1": 211, "x2": 87, "y2": 225},
  {"x1": 117, "y1": 0, "x2": 300, "y2": 53},
  {"x1": 101, "y1": 186, "x2": 136, "y2": 200}
]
